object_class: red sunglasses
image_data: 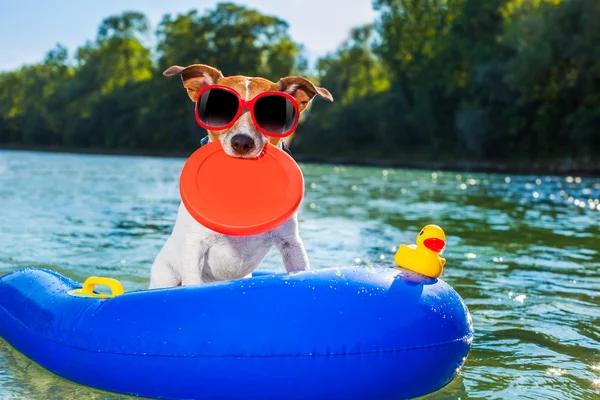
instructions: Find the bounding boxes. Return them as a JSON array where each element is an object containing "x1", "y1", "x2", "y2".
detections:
[{"x1": 194, "y1": 85, "x2": 300, "y2": 138}]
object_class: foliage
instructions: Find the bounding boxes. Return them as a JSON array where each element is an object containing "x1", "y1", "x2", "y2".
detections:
[
  {"x1": 1, "y1": 1, "x2": 599, "y2": 163},
  {"x1": 157, "y1": 3, "x2": 303, "y2": 79},
  {"x1": 298, "y1": 0, "x2": 600, "y2": 162},
  {"x1": 0, "y1": 4, "x2": 305, "y2": 151}
]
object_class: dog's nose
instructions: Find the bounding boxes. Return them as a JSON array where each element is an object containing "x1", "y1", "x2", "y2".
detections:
[{"x1": 231, "y1": 134, "x2": 255, "y2": 155}]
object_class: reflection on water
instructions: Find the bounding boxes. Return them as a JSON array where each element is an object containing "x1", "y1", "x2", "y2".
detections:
[{"x1": 0, "y1": 150, "x2": 599, "y2": 399}]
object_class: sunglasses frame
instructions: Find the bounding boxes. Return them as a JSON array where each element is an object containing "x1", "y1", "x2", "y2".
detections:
[{"x1": 194, "y1": 84, "x2": 300, "y2": 138}]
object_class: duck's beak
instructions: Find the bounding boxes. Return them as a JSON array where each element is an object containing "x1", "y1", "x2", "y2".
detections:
[{"x1": 423, "y1": 238, "x2": 445, "y2": 253}]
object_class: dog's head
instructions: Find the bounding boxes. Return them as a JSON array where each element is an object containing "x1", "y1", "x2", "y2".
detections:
[{"x1": 163, "y1": 64, "x2": 333, "y2": 158}]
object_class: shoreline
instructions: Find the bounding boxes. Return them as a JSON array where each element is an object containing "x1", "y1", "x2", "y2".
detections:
[{"x1": 1, "y1": 144, "x2": 598, "y2": 177}]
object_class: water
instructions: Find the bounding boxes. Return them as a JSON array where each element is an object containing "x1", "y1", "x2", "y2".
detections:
[{"x1": 0, "y1": 150, "x2": 599, "y2": 399}]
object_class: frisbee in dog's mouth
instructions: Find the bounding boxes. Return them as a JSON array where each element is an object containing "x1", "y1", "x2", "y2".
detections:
[{"x1": 180, "y1": 140, "x2": 304, "y2": 236}]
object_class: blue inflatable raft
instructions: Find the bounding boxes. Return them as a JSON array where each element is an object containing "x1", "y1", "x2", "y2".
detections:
[{"x1": 0, "y1": 266, "x2": 473, "y2": 400}]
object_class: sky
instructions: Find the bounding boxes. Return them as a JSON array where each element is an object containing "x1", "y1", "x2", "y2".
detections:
[{"x1": 0, "y1": 0, "x2": 377, "y2": 72}]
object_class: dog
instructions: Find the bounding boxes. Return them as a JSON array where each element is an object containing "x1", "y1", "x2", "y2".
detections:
[{"x1": 149, "y1": 64, "x2": 333, "y2": 289}]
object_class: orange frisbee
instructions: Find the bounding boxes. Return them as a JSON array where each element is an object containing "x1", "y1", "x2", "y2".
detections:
[{"x1": 180, "y1": 141, "x2": 304, "y2": 236}]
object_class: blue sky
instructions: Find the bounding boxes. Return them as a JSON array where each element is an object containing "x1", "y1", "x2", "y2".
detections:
[{"x1": 0, "y1": 0, "x2": 376, "y2": 72}]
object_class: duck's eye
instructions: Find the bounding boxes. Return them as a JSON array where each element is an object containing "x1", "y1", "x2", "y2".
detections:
[{"x1": 419, "y1": 231, "x2": 424, "y2": 236}]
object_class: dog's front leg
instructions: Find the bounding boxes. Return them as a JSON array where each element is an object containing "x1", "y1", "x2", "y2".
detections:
[
  {"x1": 276, "y1": 236, "x2": 310, "y2": 272},
  {"x1": 180, "y1": 233, "x2": 213, "y2": 286},
  {"x1": 274, "y1": 216, "x2": 310, "y2": 272}
]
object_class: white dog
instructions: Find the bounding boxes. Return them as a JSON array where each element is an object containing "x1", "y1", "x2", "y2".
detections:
[{"x1": 149, "y1": 64, "x2": 333, "y2": 288}]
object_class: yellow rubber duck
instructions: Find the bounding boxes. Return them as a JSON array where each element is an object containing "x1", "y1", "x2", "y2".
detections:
[{"x1": 393, "y1": 225, "x2": 446, "y2": 278}]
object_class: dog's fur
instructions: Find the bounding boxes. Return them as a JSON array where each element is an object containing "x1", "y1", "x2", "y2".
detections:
[{"x1": 149, "y1": 64, "x2": 333, "y2": 289}]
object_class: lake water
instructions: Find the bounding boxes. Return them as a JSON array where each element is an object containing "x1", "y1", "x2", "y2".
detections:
[{"x1": 0, "y1": 149, "x2": 599, "y2": 399}]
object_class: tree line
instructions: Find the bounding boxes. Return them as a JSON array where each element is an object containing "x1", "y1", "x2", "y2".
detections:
[{"x1": 1, "y1": 1, "x2": 599, "y2": 164}]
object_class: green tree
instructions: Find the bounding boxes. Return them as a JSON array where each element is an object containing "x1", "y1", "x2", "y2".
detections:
[
  {"x1": 157, "y1": 3, "x2": 304, "y2": 80},
  {"x1": 0, "y1": 44, "x2": 74, "y2": 145},
  {"x1": 1, "y1": 1, "x2": 599, "y2": 164},
  {"x1": 294, "y1": 25, "x2": 394, "y2": 157},
  {"x1": 61, "y1": 12, "x2": 154, "y2": 147},
  {"x1": 317, "y1": 25, "x2": 390, "y2": 105},
  {"x1": 501, "y1": 0, "x2": 600, "y2": 160}
]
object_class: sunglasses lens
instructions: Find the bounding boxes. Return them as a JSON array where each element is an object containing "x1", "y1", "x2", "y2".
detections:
[
  {"x1": 254, "y1": 95, "x2": 297, "y2": 135},
  {"x1": 197, "y1": 89, "x2": 239, "y2": 128}
]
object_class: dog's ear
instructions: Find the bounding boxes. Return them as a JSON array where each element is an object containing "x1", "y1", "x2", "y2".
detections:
[
  {"x1": 163, "y1": 64, "x2": 224, "y2": 102},
  {"x1": 277, "y1": 77, "x2": 334, "y2": 112}
]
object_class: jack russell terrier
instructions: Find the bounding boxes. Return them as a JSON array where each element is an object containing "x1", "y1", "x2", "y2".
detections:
[{"x1": 149, "y1": 64, "x2": 333, "y2": 289}]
